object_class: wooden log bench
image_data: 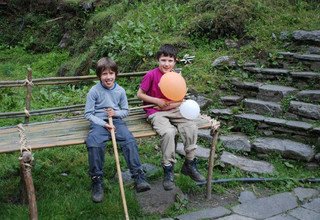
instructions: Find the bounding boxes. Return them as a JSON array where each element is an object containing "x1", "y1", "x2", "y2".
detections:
[{"x1": 0, "y1": 70, "x2": 219, "y2": 219}]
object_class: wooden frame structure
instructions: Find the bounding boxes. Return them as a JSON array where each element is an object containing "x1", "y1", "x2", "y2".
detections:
[{"x1": 0, "y1": 69, "x2": 219, "y2": 220}]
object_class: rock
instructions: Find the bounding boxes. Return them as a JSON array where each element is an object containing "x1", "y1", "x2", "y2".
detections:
[
  {"x1": 302, "y1": 198, "x2": 320, "y2": 213},
  {"x1": 220, "y1": 151, "x2": 275, "y2": 174},
  {"x1": 292, "y1": 30, "x2": 320, "y2": 43},
  {"x1": 136, "y1": 181, "x2": 185, "y2": 214},
  {"x1": 232, "y1": 192, "x2": 298, "y2": 219},
  {"x1": 288, "y1": 207, "x2": 320, "y2": 220},
  {"x1": 176, "y1": 143, "x2": 210, "y2": 159},
  {"x1": 252, "y1": 137, "x2": 315, "y2": 162},
  {"x1": 239, "y1": 191, "x2": 257, "y2": 204},
  {"x1": 293, "y1": 187, "x2": 319, "y2": 202},
  {"x1": 219, "y1": 134, "x2": 251, "y2": 152},
  {"x1": 176, "y1": 206, "x2": 231, "y2": 220},
  {"x1": 305, "y1": 162, "x2": 319, "y2": 171}
]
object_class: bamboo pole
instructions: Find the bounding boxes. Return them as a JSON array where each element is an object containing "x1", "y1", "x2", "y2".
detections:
[
  {"x1": 25, "y1": 68, "x2": 32, "y2": 124},
  {"x1": 206, "y1": 130, "x2": 219, "y2": 200},
  {"x1": 108, "y1": 117, "x2": 129, "y2": 220},
  {"x1": 19, "y1": 151, "x2": 38, "y2": 220}
]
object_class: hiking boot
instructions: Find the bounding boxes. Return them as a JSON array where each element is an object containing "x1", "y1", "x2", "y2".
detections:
[
  {"x1": 133, "y1": 169, "x2": 151, "y2": 193},
  {"x1": 181, "y1": 158, "x2": 206, "y2": 182},
  {"x1": 91, "y1": 176, "x2": 104, "y2": 203},
  {"x1": 163, "y1": 164, "x2": 175, "y2": 191}
]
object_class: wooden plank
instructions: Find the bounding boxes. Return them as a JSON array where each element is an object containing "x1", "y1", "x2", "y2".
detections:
[{"x1": 0, "y1": 115, "x2": 212, "y2": 153}]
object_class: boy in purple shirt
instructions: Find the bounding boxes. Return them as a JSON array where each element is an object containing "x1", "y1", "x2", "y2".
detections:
[{"x1": 137, "y1": 44, "x2": 206, "y2": 191}]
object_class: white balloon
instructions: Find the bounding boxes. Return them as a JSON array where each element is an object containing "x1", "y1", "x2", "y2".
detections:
[{"x1": 179, "y1": 100, "x2": 200, "y2": 120}]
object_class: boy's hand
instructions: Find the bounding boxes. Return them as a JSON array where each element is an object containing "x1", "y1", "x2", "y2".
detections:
[
  {"x1": 105, "y1": 108, "x2": 116, "y2": 117},
  {"x1": 156, "y1": 98, "x2": 170, "y2": 109},
  {"x1": 105, "y1": 123, "x2": 115, "y2": 131}
]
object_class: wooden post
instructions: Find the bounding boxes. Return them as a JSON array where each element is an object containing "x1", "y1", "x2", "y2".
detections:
[
  {"x1": 25, "y1": 68, "x2": 32, "y2": 124},
  {"x1": 108, "y1": 117, "x2": 130, "y2": 220},
  {"x1": 206, "y1": 130, "x2": 219, "y2": 200},
  {"x1": 20, "y1": 151, "x2": 38, "y2": 220}
]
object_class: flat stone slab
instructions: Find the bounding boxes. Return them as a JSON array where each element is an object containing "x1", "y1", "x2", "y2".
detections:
[
  {"x1": 176, "y1": 206, "x2": 231, "y2": 220},
  {"x1": 219, "y1": 134, "x2": 251, "y2": 152},
  {"x1": 216, "y1": 214, "x2": 255, "y2": 220},
  {"x1": 239, "y1": 191, "x2": 257, "y2": 204},
  {"x1": 232, "y1": 192, "x2": 298, "y2": 219},
  {"x1": 265, "y1": 214, "x2": 298, "y2": 220},
  {"x1": 293, "y1": 187, "x2": 319, "y2": 202},
  {"x1": 288, "y1": 207, "x2": 320, "y2": 220},
  {"x1": 257, "y1": 84, "x2": 298, "y2": 102},
  {"x1": 289, "y1": 101, "x2": 320, "y2": 120},
  {"x1": 231, "y1": 78, "x2": 264, "y2": 91},
  {"x1": 210, "y1": 108, "x2": 233, "y2": 116},
  {"x1": 302, "y1": 198, "x2": 320, "y2": 213},
  {"x1": 176, "y1": 143, "x2": 210, "y2": 159},
  {"x1": 290, "y1": 71, "x2": 320, "y2": 79},
  {"x1": 220, "y1": 151, "x2": 275, "y2": 174},
  {"x1": 296, "y1": 90, "x2": 320, "y2": 103},
  {"x1": 252, "y1": 137, "x2": 315, "y2": 161},
  {"x1": 221, "y1": 95, "x2": 243, "y2": 106},
  {"x1": 244, "y1": 98, "x2": 282, "y2": 117},
  {"x1": 245, "y1": 67, "x2": 289, "y2": 75},
  {"x1": 135, "y1": 181, "x2": 184, "y2": 214},
  {"x1": 293, "y1": 53, "x2": 320, "y2": 62}
]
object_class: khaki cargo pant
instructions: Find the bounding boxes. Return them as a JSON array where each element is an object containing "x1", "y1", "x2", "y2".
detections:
[{"x1": 148, "y1": 108, "x2": 198, "y2": 165}]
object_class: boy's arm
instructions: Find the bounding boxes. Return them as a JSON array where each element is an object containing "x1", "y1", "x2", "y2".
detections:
[
  {"x1": 114, "y1": 88, "x2": 129, "y2": 118},
  {"x1": 137, "y1": 88, "x2": 169, "y2": 109},
  {"x1": 84, "y1": 90, "x2": 108, "y2": 127}
]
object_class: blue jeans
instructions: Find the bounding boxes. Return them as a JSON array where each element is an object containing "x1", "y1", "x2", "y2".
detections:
[{"x1": 86, "y1": 118, "x2": 142, "y2": 177}]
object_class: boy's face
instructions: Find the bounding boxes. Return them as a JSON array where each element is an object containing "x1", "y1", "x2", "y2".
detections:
[
  {"x1": 100, "y1": 69, "x2": 116, "y2": 89},
  {"x1": 158, "y1": 55, "x2": 176, "y2": 74}
]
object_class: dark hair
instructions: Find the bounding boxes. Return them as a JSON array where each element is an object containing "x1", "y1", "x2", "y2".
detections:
[
  {"x1": 96, "y1": 57, "x2": 118, "y2": 78},
  {"x1": 156, "y1": 44, "x2": 178, "y2": 61}
]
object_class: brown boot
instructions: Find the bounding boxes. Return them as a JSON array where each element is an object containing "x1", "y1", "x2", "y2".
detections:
[
  {"x1": 181, "y1": 158, "x2": 206, "y2": 182},
  {"x1": 163, "y1": 164, "x2": 175, "y2": 191}
]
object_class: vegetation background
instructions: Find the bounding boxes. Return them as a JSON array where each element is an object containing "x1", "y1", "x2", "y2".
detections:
[{"x1": 0, "y1": 0, "x2": 319, "y2": 219}]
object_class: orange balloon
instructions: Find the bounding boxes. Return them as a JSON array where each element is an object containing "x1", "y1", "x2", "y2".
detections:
[{"x1": 158, "y1": 72, "x2": 187, "y2": 101}]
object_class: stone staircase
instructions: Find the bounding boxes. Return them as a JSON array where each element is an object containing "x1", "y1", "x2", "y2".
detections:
[{"x1": 208, "y1": 31, "x2": 320, "y2": 170}]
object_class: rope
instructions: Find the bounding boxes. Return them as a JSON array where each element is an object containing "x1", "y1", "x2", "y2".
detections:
[
  {"x1": 17, "y1": 124, "x2": 33, "y2": 166},
  {"x1": 23, "y1": 78, "x2": 34, "y2": 86},
  {"x1": 24, "y1": 108, "x2": 31, "y2": 117}
]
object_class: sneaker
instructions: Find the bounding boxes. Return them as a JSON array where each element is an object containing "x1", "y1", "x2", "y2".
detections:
[
  {"x1": 91, "y1": 176, "x2": 104, "y2": 203},
  {"x1": 181, "y1": 158, "x2": 206, "y2": 182}
]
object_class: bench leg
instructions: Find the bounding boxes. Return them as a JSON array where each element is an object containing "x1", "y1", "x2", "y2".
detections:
[
  {"x1": 206, "y1": 130, "x2": 219, "y2": 200},
  {"x1": 19, "y1": 151, "x2": 38, "y2": 220}
]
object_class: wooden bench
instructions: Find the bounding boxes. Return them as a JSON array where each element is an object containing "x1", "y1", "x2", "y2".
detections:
[{"x1": 0, "y1": 71, "x2": 219, "y2": 220}]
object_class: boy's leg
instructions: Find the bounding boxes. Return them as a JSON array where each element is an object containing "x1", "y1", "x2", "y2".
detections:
[
  {"x1": 149, "y1": 112, "x2": 177, "y2": 190},
  {"x1": 86, "y1": 123, "x2": 110, "y2": 202},
  {"x1": 170, "y1": 109, "x2": 206, "y2": 182},
  {"x1": 113, "y1": 118, "x2": 150, "y2": 192}
]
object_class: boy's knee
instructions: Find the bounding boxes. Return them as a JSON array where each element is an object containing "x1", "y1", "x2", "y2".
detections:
[{"x1": 162, "y1": 127, "x2": 177, "y2": 138}]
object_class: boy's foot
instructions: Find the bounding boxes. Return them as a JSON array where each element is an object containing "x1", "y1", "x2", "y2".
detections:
[
  {"x1": 133, "y1": 170, "x2": 151, "y2": 193},
  {"x1": 163, "y1": 164, "x2": 175, "y2": 191},
  {"x1": 181, "y1": 158, "x2": 206, "y2": 182},
  {"x1": 91, "y1": 176, "x2": 104, "y2": 203}
]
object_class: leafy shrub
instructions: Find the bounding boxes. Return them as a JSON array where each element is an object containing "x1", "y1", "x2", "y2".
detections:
[{"x1": 188, "y1": 0, "x2": 257, "y2": 40}]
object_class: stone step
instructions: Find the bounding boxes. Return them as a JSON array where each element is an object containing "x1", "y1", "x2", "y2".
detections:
[
  {"x1": 296, "y1": 90, "x2": 320, "y2": 103},
  {"x1": 288, "y1": 100, "x2": 320, "y2": 120},
  {"x1": 243, "y1": 98, "x2": 282, "y2": 117},
  {"x1": 279, "y1": 52, "x2": 320, "y2": 62},
  {"x1": 220, "y1": 151, "x2": 275, "y2": 174},
  {"x1": 242, "y1": 68, "x2": 320, "y2": 88},
  {"x1": 257, "y1": 84, "x2": 298, "y2": 102},
  {"x1": 252, "y1": 137, "x2": 315, "y2": 162},
  {"x1": 230, "y1": 78, "x2": 300, "y2": 101},
  {"x1": 220, "y1": 95, "x2": 243, "y2": 106},
  {"x1": 209, "y1": 110, "x2": 319, "y2": 145}
]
